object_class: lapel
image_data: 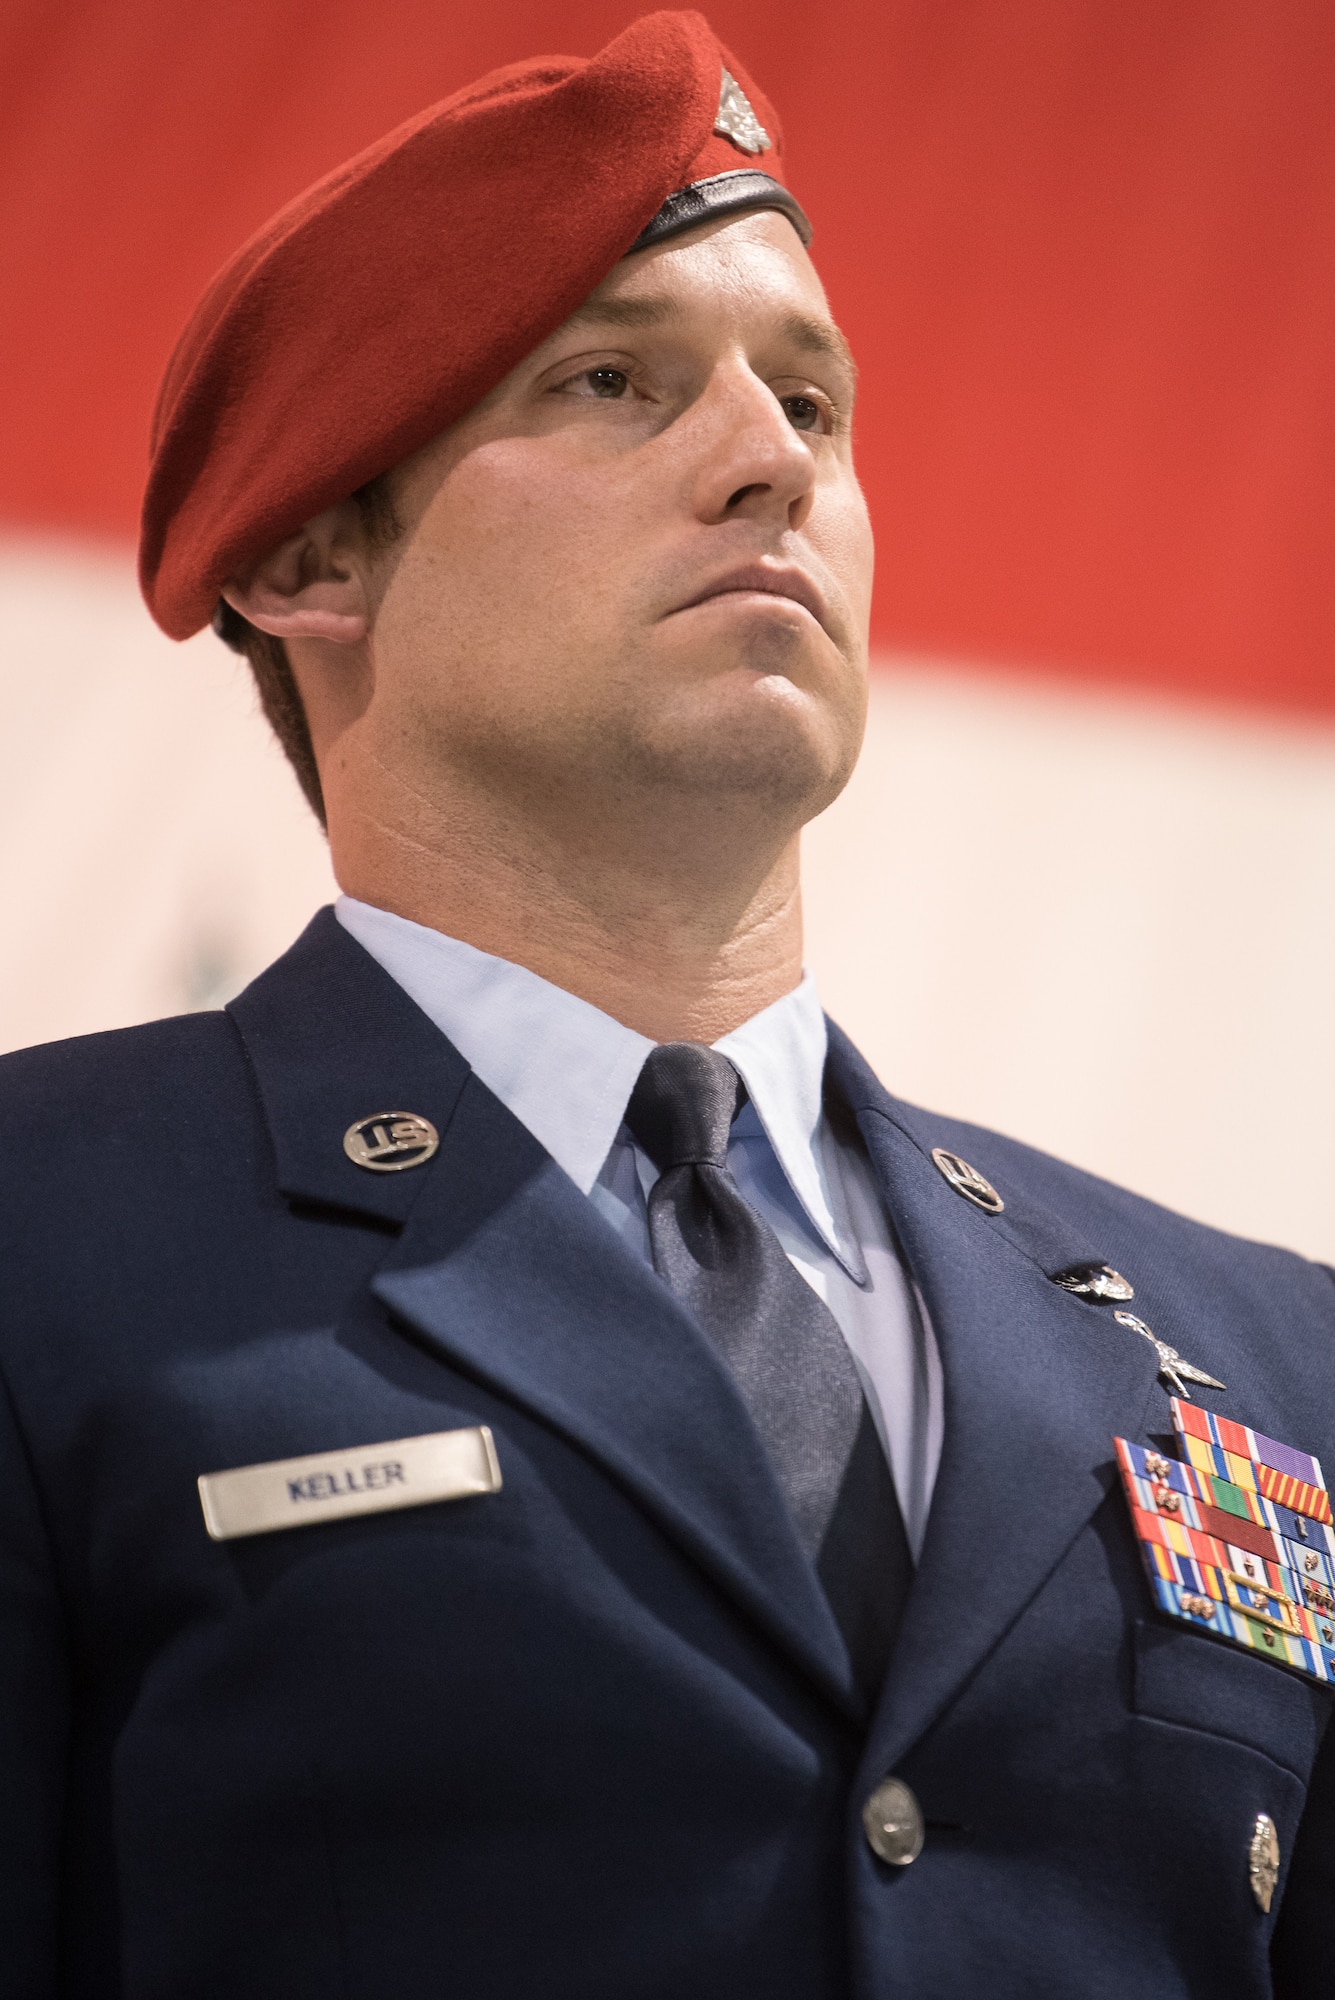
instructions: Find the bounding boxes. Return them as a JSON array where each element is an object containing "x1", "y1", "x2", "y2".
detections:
[
  {"x1": 825, "y1": 1024, "x2": 1161, "y2": 1769},
  {"x1": 228, "y1": 912, "x2": 859, "y2": 1718},
  {"x1": 374, "y1": 1079, "x2": 857, "y2": 1714},
  {"x1": 227, "y1": 906, "x2": 473, "y2": 1228}
]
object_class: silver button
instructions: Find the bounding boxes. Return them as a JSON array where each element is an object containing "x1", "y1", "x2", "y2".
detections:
[
  {"x1": 1249, "y1": 1813, "x2": 1280, "y2": 1913},
  {"x1": 862, "y1": 1777, "x2": 924, "y2": 1867}
]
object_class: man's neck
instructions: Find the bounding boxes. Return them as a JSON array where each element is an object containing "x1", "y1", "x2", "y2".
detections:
[{"x1": 330, "y1": 804, "x2": 806, "y2": 1044}]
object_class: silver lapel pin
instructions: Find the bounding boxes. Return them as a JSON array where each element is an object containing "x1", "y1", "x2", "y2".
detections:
[{"x1": 1113, "y1": 1311, "x2": 1226, "y2": 1397}]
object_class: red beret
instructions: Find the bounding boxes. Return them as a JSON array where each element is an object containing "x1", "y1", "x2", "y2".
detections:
[{"x1": 140, "y1": 10, "x2": 809, "y2": 640}]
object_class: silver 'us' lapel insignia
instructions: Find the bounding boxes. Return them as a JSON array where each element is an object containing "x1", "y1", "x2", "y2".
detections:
[
  {"x1": 198, "y1": 1426, "x2": 501, "y2": 1541},
  {"x1": 1114, "y1": 1310, "x2": 1226, "y2": 1396},
  {"x1": 714, "y1": 67, "x2": 771, "y2": 154},
  {"x1": 343, "y1": 1110, "x2": 439, "y2": 1172}
]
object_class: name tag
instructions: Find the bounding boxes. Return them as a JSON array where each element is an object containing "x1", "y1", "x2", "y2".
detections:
[{"x1": 197, "y1": 1426, "x2": 501, "y2": 1542}]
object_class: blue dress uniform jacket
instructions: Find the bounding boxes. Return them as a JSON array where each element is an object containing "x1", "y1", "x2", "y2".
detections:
[{"x1": 1, "y1": 909, "x2": 1332, "y2": 1999}]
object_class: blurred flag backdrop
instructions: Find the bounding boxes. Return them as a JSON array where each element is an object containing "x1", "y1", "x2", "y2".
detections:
[{"x1": 3, "y1": 0, "x2": 1335, "y2": 1255}]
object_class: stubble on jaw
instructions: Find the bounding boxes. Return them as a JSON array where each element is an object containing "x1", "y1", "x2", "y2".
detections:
[{"x1": 393, "y1": 615, "x2": 867, "y2": 861}]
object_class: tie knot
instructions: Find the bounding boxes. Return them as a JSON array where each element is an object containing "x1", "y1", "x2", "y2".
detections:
[{"x1": 625, "y1": 1043, "x2": 742, "y2": 1171}]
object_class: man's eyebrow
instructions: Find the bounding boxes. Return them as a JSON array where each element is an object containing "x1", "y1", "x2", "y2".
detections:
[
  {"x1": 779, "y1": 311, "x2": 858, "y2": 383},
  {"x1": 561, "y1": 293, "x2": 686, "y2": 333}
]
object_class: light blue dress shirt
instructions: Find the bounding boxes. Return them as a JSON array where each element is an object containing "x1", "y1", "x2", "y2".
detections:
[{"x1": 336, "y1": 896, "x2": 943, "y2": 1555}]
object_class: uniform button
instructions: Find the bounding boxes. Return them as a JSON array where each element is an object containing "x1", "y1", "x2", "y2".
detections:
[
  {"x1": 1249, "y1": 1813, "x2": 1280, "y2": 1912},
  {"x1": 862, "y1": 1777, "x2": 924, "y2": 1866}
]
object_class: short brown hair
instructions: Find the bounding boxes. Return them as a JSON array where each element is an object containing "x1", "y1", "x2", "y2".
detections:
[{"x1": 211, "y1": 474, "x2": 404, "y2": 827}]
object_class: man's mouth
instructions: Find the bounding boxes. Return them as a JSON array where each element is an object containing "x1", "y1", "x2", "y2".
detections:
[{"x1": 670, "y1": 563, "x2": 829, "y2": 635}]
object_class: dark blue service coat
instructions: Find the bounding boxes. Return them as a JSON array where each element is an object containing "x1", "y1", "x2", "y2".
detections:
[{"x1": 1, "y1": 909, "x2": 1331, "y2": 1998}]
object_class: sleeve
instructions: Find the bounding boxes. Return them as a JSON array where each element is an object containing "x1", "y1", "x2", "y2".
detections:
[
  {"x1": 0, "y1": 1360, "x2": 68, "y2": 2000},
  {"x1": 1271, "y1": 1707, "x2": 1335, "y2": 1996}
]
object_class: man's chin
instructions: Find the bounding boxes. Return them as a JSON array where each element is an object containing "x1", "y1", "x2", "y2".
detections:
[{"x1": 617, "y1": 682, "x2": 861, "y2": 816}]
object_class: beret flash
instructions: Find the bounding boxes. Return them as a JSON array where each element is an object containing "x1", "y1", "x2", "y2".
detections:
[{"x1": 139, "y1": 10, "x2": 810, "y2": 640}]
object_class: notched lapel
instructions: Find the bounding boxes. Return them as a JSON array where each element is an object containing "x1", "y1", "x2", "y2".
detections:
[
  {"x1": 826, "y1": 1027, "x2": 1160, "y2": 1767},
  {"x1": 374, "y1": 1074, "x2": 860, "y2": 1718},
  {"x1": 227, "y1": 908, "x2": 471, "y2": 1226}
]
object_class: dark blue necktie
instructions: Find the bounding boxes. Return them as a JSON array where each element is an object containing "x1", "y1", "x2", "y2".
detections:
[{"x1": 626, "y1": 1041, "x2": 911, "y2": 1700}]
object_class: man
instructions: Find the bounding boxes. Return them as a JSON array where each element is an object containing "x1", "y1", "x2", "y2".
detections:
[{"x1": 2, "y1": 12, "x2": 1331, "y2": 1996}]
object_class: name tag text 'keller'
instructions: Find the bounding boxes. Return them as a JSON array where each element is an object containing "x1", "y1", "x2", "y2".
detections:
[{"x1": 198, "y1": 1426, "x2": 502, "y2": 1541}]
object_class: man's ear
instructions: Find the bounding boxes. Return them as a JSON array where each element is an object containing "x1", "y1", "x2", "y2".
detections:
[{"x1": 220, "y1": 498, "x2": 370, "y2": 644}]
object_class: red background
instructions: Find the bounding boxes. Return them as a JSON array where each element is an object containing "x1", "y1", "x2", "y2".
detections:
[{"x1": 2, "y1": 1, "x2": 1332, "y2": 707}]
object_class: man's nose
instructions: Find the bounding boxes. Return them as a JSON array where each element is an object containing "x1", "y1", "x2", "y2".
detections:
[{"x1": 687, "y1": 361, "x2": 818, "y2": 533}]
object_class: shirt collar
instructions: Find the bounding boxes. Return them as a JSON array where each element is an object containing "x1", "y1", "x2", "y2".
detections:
[
  {"x1": 336, "y1": 897, "x2": 653, "y2": 1193},
  {"x1": 714, "y1": 977, "x2": 863, "y2": 1276},
  {"x1": 335, "y1": 896, "x2": 863, "y2": 1276}
]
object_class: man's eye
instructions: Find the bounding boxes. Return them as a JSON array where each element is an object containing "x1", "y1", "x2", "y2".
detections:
[
  {"x1": 584, "y1": 367, "x2": 630, "y2": 398},
  {"x1": 781, "y1": 394, "x2": 824, "y2": 433}
]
